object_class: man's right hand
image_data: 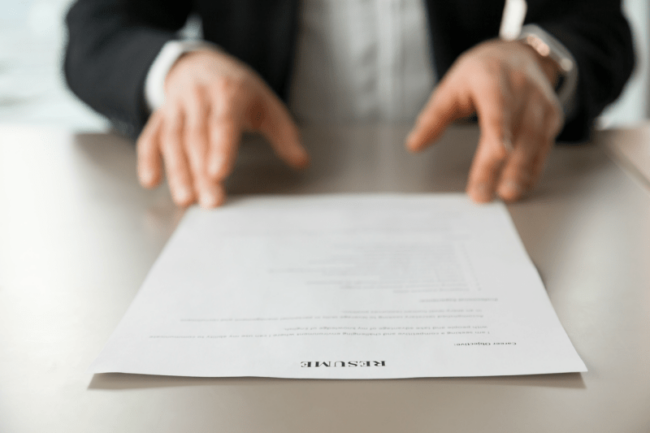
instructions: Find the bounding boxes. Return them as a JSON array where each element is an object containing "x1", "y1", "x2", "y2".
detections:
[{"x1": 136, "y1": 49, "x2": 310, "y2": 208}]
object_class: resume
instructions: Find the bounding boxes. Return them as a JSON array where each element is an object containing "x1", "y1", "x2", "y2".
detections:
[{"x1": 91, "y1": 195, "x2": 586, "y2": 378}]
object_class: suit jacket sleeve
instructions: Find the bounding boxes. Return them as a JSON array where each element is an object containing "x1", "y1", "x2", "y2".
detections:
[
  {"x1": 531, "y1": 0, "x2": 634, "y2": 142},
  {"x1": 64, "y1": 0, "x2": 192, "y2": 137}
]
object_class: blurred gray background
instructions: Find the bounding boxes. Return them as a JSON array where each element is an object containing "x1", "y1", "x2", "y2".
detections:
[
  {"x1": 0, "y1": 0, "x2": 647, "y2": 132},
  {"x1": 0, "y1": 0, "x2": 107, "y2": 130}
]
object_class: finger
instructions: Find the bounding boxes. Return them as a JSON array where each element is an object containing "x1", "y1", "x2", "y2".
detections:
[
  {"x1": 496, "y1": 101, "x2": 543, "y2": 201},
  {"x1": 529, "y1": 106, "x2": 562, "y2": 177},
  {"x1": 183, "y1": 90, "x2": 225, "y2": 208},
  {"x1": 406, "y1": 79, "x2": 473, "y2": 152},
  {"x1": 472, "y1": 70, "x2": 514, "y2": 156},
  {"x1": 466, "y1": 132, "x2": 509, "y2": 203},
  {"x1": 137, "y1": 110, "x2": 163, "y2": 188},
  {"x1": 465, "y1": 72, "x2": 516, "y2": 203},
  {"x1": 206, "y1": 80, "x2": 246, "y2": 181},
  {"x1": 207, "y1": 115, "x2": 242, "y2": 181},
  {"x1": 497, "y1": 96, "x2": 561, "y2": 202},
  {"x1": 256, "y1": 91, "x2": 310, "y2": 169},
  {"x1": 160, "y1": 108, "x2": 195, "y2": 206}
]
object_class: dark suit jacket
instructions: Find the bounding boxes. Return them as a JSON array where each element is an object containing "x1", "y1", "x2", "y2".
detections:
[{"x1": 64, "y1": 0, "x2": 634, "y2": 142}]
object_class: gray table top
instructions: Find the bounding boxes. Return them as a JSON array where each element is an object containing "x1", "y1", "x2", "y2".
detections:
[
  {"x1": 1, "y1": 124, "x2": 649, "y2": 433},
  {"x1": 604, "y1": 123, "x2": 650, "y2": 189}
]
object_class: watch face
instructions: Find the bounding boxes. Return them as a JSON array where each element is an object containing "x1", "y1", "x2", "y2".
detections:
[
  {"x1": 517, "y1": 26, "x2": 577, "y2": 108},
  {"x1": 521, "y1": 31, "x2": 575, "y2": 74}
]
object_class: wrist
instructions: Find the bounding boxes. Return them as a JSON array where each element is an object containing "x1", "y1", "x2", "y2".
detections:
[
  {"x1": 523, "y1": 43, "x2": 562, "y2": 89},
  {"x1": 145, "y1": 40, "x2": 220, "y2": 112},
  {"x1": 516, "y1": 25, "x2": 578, "y2": 114},
  {"x1": 165, "y1": 49, "x2": 211, "y2": 87}
]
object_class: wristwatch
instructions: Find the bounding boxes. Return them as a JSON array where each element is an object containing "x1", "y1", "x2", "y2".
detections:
[{"x1": 518, "y1": 25, "x2": 578, "y2": 112}]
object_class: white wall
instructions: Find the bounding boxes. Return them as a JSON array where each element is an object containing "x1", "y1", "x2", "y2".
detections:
[
  {"x1": 599, "y1": 0, "x2": 649, "y2": 127},
  {"x1": 0, "y1": 0, "x2": 108, "y2": 130}
]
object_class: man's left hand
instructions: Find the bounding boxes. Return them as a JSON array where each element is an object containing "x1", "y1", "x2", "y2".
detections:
[{"x1": 406, "y1": 39, "x2": 564, "y2": 203}]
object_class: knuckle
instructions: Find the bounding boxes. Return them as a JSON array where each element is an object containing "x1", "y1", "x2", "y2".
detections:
[
  {"x1": 480, "y1": 57, "x2": 504, "y2": 77},
  {"x1": 188, "y1": 86, "x2": 204, "y2": 103},
  {"x1": 481, "y1": 110, "x2": 505, "y2": 134},
  {"x1": 485, "y1": 76, "x2": 506, "y2": 98},
  {"x1": 161, "y1": 107, "x2": 182, "y2": 129},
  {"x1": 479, "y1": 139, "x2": 508, "y2": 165},
  {"x1": 509, "y1": 69, "x2": 528, "y2": 90},
  {"x1": 209, "y1": 78, "x2": 253, "y2": 120},
  {"x1": 184, "y1": 122, "x2": 205, "y2": 141},
  {"x1": 209, "y1": 103, "x2": 233, "y2": 124},
  {"x1": 161, "y1": 125, "x2": 181, "y2": 147},
  {"x1": 210, "y1": 117, "x2": 237, "y2": 139},
  {"x1": 493, "y1": 147, "x2": 509, "y2": 163},
  {"x1": 183, "y1": 90, "x2": 206, "y2": 115},
  {"x1": 212, "y1": 74, "x2": 250, "y2": 99},
  {"x1": 209, "y1": 130, "x2": 237, "y2": 157},
  {"x1": 164, "y1": 152, "x2": 183, "y2": 171},
  {"x1": 161, "y1": 142, "x2": 183, "y2": 164}
]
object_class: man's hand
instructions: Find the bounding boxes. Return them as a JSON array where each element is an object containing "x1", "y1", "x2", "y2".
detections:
[
  {"x1": 137, "y1": 50, "x2": 309, "y2": 208},
  {"x1": 406, "y1": 39, "x2": 564, "y2": 203}
]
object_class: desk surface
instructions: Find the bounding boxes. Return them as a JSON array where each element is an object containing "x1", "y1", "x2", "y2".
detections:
[
  {"x1": 1, "y1": 124, "x2": 649, "y2": 433},
  {"x1": 604, "y1": 123, "x2": 650, "y2": 189}
]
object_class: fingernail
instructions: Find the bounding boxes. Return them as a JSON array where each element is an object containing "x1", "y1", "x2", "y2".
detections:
[
  {"x1": 199, "y1": 191, "x2": 219, "y2": 208},
  {"x1": 474, "y1": 183, "x2": 494, "y2": 202},
  {"x1": 176, "y1": 186, "x2": 193, "y2": 204},
  {"x1": 140, "y1": 169, "x2": 154, "y2": 185},
  {"x1": 209, "y1": 155, "x2": 225, "y2": 178},
  {"x1": 294, "y1": 147, "x2": 310, "y2": 166},
  {"x1": 406, "y1": 131, "x2": 417, "y2": 150},
  {"x1": 500, "y1": 180, "x2": 524, "y2": 200}
]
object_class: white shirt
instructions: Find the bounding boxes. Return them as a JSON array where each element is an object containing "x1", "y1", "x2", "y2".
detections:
[
  {"x1": 288, "y1": 0, "x2": 434, "y2": 122},
  {"x1": 145, "y1": 0, "x2": 577, "y2": 122}
]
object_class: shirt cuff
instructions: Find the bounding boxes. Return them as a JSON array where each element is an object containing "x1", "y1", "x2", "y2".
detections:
[
  {"x1": 144, "y1": 40, "x2": 219, "y2": 112},
  {"x1": 519, "y1": 24, "x2": 579, "y2": 117}
]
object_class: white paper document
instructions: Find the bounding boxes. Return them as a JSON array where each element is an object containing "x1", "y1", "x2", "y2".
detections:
[{"x1": 91, "y1": 194, "x2": 586, "y2": 378}]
